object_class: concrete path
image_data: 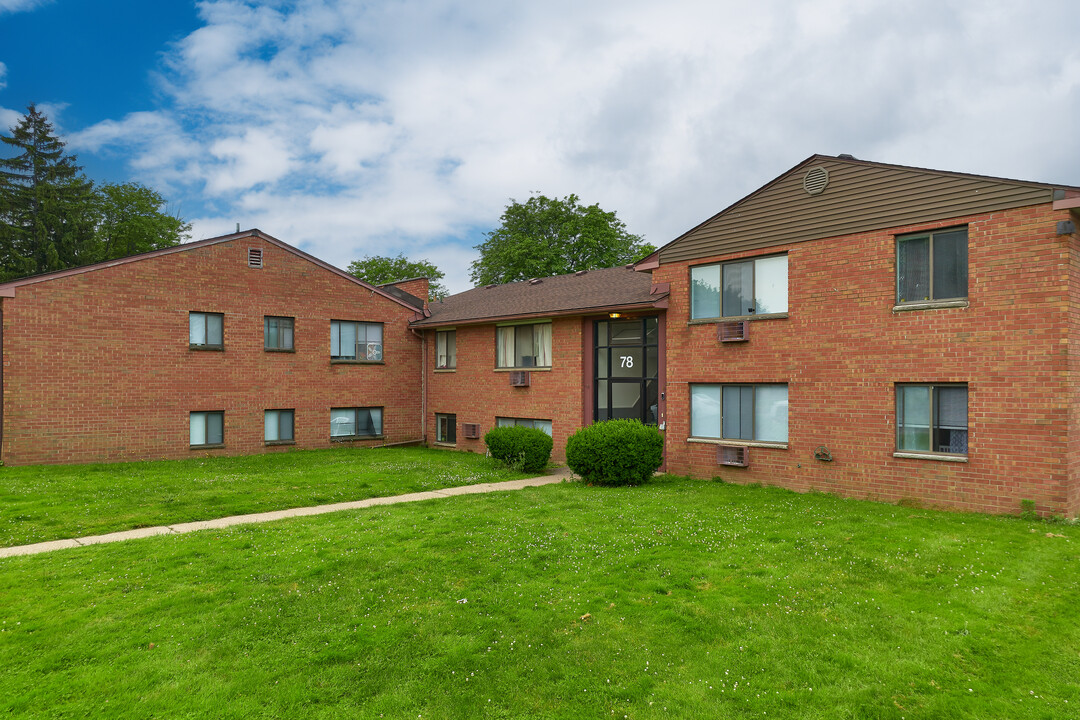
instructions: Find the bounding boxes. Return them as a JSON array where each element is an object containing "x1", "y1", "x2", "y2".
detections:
[{"x1": 0, "y1": 467, "x2": 575, "y2": 559}]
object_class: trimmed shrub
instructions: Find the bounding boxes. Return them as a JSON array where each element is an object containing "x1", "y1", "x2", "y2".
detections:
[
  {"x1": 484, "y1": 425, "x2": 553, "y2": 473},
  {"x1": 565, "y1": 419, "x2": 663, "y2": 486}
]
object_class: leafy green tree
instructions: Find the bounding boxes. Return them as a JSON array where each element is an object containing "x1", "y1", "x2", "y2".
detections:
[
  {"x1": 0, "y1": 106, "x2": 191, "y2": 281},
  {"x1": 0, "y1": 104, "x2": 97, "y2": 280},
  {"x1": 469, "y1": 193, "x2": 655, "y2": 287},
  {"x1": 95, "y1": 182, "x2": 190, "y2": 260},
  {"x1": 346, "y1": 253, "x2": 449, "y2": 300}
]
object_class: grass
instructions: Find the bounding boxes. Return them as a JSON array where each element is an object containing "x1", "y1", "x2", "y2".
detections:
[
  {"x1": 1, "y1": 472, "x2": 1077, "y2": 718},
  {"x1": 0, "y1": 446, "x2": 535, "y2": 547}
]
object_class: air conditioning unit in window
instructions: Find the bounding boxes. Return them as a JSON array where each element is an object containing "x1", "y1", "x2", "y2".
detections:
[
  {"x1": 718, "y1": 320, "x2": 749, "y2": 343},
  {"x1": 509, "y1": 371, "x2": 531, "y2": 387},
  {"x1": 462, "y1": 423, "x2": 481, "y2": 439},
  {"x1": 718, "y1": 445, "x2": 749, "y2": 467}
]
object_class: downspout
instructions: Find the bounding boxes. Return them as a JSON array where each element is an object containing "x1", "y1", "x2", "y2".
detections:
[{"x1": 410, "y1": 327, "x2": 427, "y2": 442}]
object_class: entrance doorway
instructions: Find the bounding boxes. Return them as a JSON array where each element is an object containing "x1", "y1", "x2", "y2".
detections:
[{"x1": 594, "y1": 316, "x2": 659, "y2": 424}]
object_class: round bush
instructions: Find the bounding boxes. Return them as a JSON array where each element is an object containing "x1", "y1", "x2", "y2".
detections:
[
  {"x1": 483, "y1": 425, "x2": 553, "y2": 473},
  {"x1": 565, "y1": 419, "x2": 664, "y2": 486}
]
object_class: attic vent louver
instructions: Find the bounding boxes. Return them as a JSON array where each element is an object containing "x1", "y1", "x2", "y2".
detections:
[
  {"x1": 248, "y1": 248, "x2": 264, "y2": 268},
  {"x1": 803, "y1": 166, "x2": 829, "y2": 196}
]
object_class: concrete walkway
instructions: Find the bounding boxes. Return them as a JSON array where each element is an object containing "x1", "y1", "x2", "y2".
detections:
[{"x1": 0, "y1": 467, "x2": 575, "y2": 559}]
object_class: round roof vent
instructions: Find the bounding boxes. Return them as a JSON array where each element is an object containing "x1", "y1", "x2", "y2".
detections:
[{"x1": 803, "y1": 166, "x2": 829, "y2": 196}]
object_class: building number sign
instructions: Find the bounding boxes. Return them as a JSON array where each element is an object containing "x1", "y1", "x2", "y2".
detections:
[{"x1": 620, "y1": 355, "x2": 634, "y2": 368}]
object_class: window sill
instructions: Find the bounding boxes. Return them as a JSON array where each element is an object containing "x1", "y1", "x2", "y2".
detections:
[
  {"x1": 331, "y1": 435, "x2": 384, "y2": 442},
  {"x1": 189, "y1": 345, "x2": 224, "y2": 351},
  {"x1": 893, "y1": 451, "x2": 968, "y2": 463},
  {"x1": 434, "y1": 368, "x2": 457, "y2": 373},
  {"x1": 190, "y1": 443, "x2": 225, "y2": 450},
  {"x1": 264, "y1": 440, "x2": 296, "y2": 447},
  {"x1": 687, "y1": 437, "x2": 788, "y2": 450},
  {"x1": 494, "y1": 366, "x2": 552, "y2": 372},
  {"x1": 330, "y1": 359, "x2": 385, "y2": 365},
  {"x1": 687, "y1": 312, "x2": 788, "y2": 326},
  {"x1": 893, "y1": 300, "x2": 968, "y2": 312},
  {"x1": 265, "y1": 348, "x2": 296, "y2": 353}
]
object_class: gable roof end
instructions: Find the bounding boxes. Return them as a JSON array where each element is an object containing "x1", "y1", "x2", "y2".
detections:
[{"x1": 656, "y1": 154, "x2": 1080, "y2": 265}]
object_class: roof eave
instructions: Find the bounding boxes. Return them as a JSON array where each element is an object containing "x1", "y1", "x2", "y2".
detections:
[{"x1": 410, "y1": 298, "x2": 667, "y2": 328}]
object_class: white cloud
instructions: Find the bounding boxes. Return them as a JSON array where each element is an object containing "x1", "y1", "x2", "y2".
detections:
[
  {"x1": 0, "y1": 0, "x2": 51, "y2": 15},
  {"x1": 67, "y1": 0, "x2": 1080, "y2": 293}
]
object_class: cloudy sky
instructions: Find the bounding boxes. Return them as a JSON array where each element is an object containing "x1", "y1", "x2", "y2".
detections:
[{"x1": 2, "y1": 0, "x2": 1079, "y2": 293}]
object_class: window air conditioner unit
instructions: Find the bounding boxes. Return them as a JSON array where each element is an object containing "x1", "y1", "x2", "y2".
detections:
[
  {"x1": 718, "y1": 445, "x2": 749, "y2": 467},
  {"x1": 510, "y1": 371, "x2": 531, "y2": 387},
  {"x1": 718, "y1": 320, "x2": 749, "y2": 343},
  {"x1": 462, "y1": 423, "x2": 481, "y2": 439}
]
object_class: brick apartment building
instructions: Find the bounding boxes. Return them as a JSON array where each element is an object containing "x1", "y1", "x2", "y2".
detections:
[
  {"x1": 2, "y1": 154, "x2": 1079, "y2": 516},
  {"x1": 0, "y1": 232, "x2": 429, "y2": 465}
]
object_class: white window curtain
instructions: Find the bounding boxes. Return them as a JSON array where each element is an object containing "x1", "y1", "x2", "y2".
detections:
[
  {"x1": 189, "y1": 314, "x2": 205, "y2": 345},
  {"x1": 754, "y1": 385, "x2": 788, "y2": 443},
  {"x1": 754, "y1": 255, "x2": 788, "y2": 315},
  {"x1": 534, "y1": 324, "x2": 552, "y2": 367},
  {"x1": 690, "y1": 385, "x2": 722, "y2": 438},
  {"x1": 496, "y1": 327, "x2": 515, "y2": 368}
]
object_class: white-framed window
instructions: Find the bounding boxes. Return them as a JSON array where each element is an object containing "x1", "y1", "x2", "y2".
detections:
[
  {"x1": 690, "y1": 384, "x2": 788, "y2": 443},
  {"x1": 496, "y1": 417, "x2": 553, "y2": 436},
  {"x1": 264, "y1": 316, "x2": 294, "y2": 350},
  {"x1": 190, "y1": 411, "x2": 224, "y2": 446},
  {"x1": 264, "y1": 409, "x2": 295, "y2": 443},
  {"x1": 436, "y1": 330, "x2": 456, "y2": 369},
  {"x1": 330, "y1": 407, "x2": 383, "y2": 438},
  {"x1": 189, "y1": 312, "x2": 224, "y2": 348},
  {"x1": 896, "y1": 384, "x2": 968, "y2": 455},
  {"x1": 331, "y1": 321, "x2": 383, "y2": 362},
  {"x1": 896, "y1": 227, "x2": 968, "y2": 304},
  {"x1": 690, "y1": 254, "x2": 788, "y2": 319},
  {"x1": 496, "y1": 322, "x2": 552, "y2": 368},
  {"x1": 436, "y1": 413, "x2": 456, "y2": 443}
]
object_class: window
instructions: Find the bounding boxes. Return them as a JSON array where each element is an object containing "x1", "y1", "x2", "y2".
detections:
[
  {"x1": 436, "y1": 330, "x2": 456, "y2": 369},
  {"x1": 496, "y1": 417, "x2": 553, "y2": 436},
  {"x1": 330, "y1": 407, "x2": 383, "y2": 438},
  {"x1": 496, "y1": 323, "x2": 552, "y2": 368},
  {"x1": 896, "y1": 227, "x2": 967, "y2": 304},
  {"x1": 331, "y1": 321, "x2": 383, "y2": 361},
  {"x1": 264, "y1": 409, "x2": 294, "y2": 443},
  {"x1": 189, "y1": 312, "x2": 224, "y2": 348},
  {"x1": 190, "y1": 411, "x2": 224, "y2": 446},
  {"x1": 690, "y1": 384, "x2": 788, "y2": 443},
  {"x1": 690, "y1": 255, "x2": 787, "y2": 319},
  {"x1": 896, "y1": 384, "x2": 968, "y2": 455},
  {"x1": 436, "y1": 413, "x2": 456, "y2": 443},
  {"x1": 264, "y1": 316, "x2": 294, "y2": 350}
]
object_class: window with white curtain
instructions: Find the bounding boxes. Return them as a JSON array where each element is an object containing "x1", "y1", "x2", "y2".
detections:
[
  {"x1": 330, "y1": 321, "x2": 383, "y2": 361},
  {"x1": 896, "y1": 384, "x2": 967, "y2": 454},
  {"x1": 330, "y1": 407, "x2": 383, "y2": 438},
  {"x1": 690, "y1": 384, "x2": 788, "y2": 443},
  {"x1": 189, "y1": 312, "x2": 224, "y2": 348},
  {"x1": 190, "y1": 411, "x2": 224, "y2": 446},
  {"x1": 436, "y1": 330, "x2": 456, "y2": 369},
  {"x1": 495, "y1": 322, "x2": 552, "y2": 368}
]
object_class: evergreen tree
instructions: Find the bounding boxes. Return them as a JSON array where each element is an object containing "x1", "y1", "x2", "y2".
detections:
[{"x1": 0, "y1": 104, "x2": 97, "y2": 280}]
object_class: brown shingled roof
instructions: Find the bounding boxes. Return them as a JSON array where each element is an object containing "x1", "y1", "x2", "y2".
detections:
[{"x1": 412, "y1": 265, "x2": 664, "y2": 327}]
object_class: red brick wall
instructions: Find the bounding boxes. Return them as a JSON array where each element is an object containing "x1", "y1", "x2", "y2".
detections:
[
  {"x1": 1, "y1": 238, "x2": 423, "y2": 465},
  {"x1": 654, "y1": 203, "x2": 1078, "y2": 517},
  {"x1": 423, "y1": 317, "x2": 589, "y2": 461}
]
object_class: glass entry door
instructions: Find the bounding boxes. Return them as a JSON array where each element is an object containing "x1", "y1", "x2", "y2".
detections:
[{"x1": 594, "y1": 317, "x2": 659, "y2": 424}]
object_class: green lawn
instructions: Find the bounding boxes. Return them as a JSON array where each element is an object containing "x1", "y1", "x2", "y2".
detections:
[
  {"x1": 1, "y1": 473, "x2": 1077, "y2": 719},
  {"x1": 0, "y1": 447, "x2": 534, "y2": 547}
]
